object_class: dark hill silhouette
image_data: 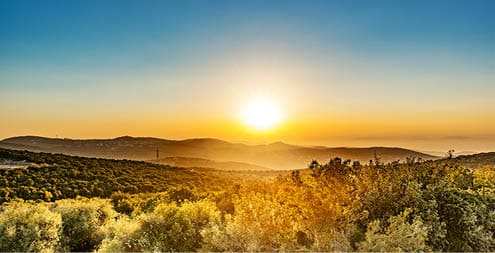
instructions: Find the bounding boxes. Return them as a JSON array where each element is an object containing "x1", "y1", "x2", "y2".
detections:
[{"x1": 0, "y1": 136, "x2": 438, "y2": 170}]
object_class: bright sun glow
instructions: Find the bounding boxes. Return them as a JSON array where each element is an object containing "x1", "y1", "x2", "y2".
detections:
[{"x1": 241, "y1": 98, "x2": 283, "y2": 131}]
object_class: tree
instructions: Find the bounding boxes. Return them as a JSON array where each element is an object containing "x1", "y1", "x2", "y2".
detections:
[{"x1": 447, "y1": 149, "x2": 455, "y2": 159}]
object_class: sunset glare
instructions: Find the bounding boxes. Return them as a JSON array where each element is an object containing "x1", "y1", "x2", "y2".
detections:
[{"x1": 241, "y1": 98, "x2": 283, "y2": 131}]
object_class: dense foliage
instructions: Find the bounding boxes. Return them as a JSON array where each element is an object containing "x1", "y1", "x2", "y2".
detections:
[
  {"x1": 0, "y1": 148, "x2": 230, "y2": 203},
  {"x1": 1, "y1": 149, "x2": 494, "y2": 251}
]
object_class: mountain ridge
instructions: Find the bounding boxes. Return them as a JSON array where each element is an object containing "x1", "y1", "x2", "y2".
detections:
[{"x1": 0, "y1": 135, "x2": 439, "y2": 170}]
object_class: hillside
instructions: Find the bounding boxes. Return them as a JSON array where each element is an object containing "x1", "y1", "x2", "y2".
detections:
[
  {"x1": 149, "y1": 156, "x2": 270, "y2": 171},
  {"x1": 441, "y1": 152, "x2": 495, "y2": 168},
  {"x1": 0, "y1": 148, "x2": 231, "y2": 203},
  {"x1": 1, "y1": 147, "x2": 494, "y2": 252},
  {"x1": 0, "y1": 136, "x2": 438, "y2": 170}
]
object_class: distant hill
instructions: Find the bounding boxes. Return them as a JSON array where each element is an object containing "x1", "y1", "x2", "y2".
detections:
[
  {"x1": 438, "y1": 152, "x2": 495, "y2": 169},
  {"x1": 0, "y1": 136, "x2": 438, "y2": 170},
  {"x1": 149, "y1": 157, "x2": 270, "y2": 171}
]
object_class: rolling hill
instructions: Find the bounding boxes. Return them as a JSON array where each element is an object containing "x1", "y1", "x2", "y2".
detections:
[
  {"x1": 149, "y1": 157, "x2": 270, "y2": 171},
  {"x1": 0, "y1": 136, "x2": 438, "y2": 170},
  {"x1": 0, "y1": 148, "x2": 232, "y2": 203},
  {"x1": 438, "y1": 152, "x2": 495, "y2": 169}
]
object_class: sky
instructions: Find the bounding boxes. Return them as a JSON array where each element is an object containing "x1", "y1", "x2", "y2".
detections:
[{"x1": 1, "y1": 0, "x2": 494, "y2": 152}]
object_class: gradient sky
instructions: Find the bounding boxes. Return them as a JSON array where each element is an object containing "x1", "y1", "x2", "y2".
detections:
[{"x1": 1, "y1": 0, "x2": 494, "y2": 152}]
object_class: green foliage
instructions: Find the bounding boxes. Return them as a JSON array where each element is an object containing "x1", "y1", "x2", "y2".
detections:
[
  {"x1": 0, "y1": 148, "x2": 230, "y2": 203},
  {"x1": 51, "y1": 198, "x2": 117, "y2": 252},
  {"x1": 99, "y1": 217, "x2": 142, "y2": 252},
  {"x1": 0, "y1": 201, "x2": 62, "y2": 252},
  {"x1": 358, "y1": 208, "x2": 429, "y2": 251},
  {"x1": 110, "y1": 191, "x2": 134, "y2": 215},
  {"x1": 100, "y1": 199, "x2": 221, "y2": 252},
  {"x1": 138, "y1": 199, "x2": 221, "y2": 251},
  {"x1": 1, "y1": 148, "x2": 495, "y2": 252}
]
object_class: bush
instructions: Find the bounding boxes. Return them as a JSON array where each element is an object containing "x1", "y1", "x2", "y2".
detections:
[
  {"x1": 358, "y1": 208, "x2": 429, "y2": 252},
  {"x1": 0, "y1": 201, "x2": 62, "y2": 252},
  {"x1": 100, "y1": 199, "x2": 221, "y2": 252},
  {"x1": 98, "y1": 217, "x2": 142, "y2": 252},
  {"x1": 138, "y1": 199, "x2": 221, "y2": 251},
  {"x1": 51, "y1": 198, "x2": 117, "y2": 252}
]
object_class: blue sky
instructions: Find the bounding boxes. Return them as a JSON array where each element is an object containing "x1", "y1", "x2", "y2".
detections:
[
  {"x1": 1, "y1": 0, "x2": 493, "y2": 76},
  {"x1": 0, "y1": 0, "x2": 494, "y2": 151}
]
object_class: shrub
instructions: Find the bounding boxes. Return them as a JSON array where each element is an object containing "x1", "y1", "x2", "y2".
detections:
[
  {"x1": 100, "y1": 199, "x2": 221, "y2": 252},
  {"x1": 98, "y1": 217, "x2": 142, "y2": 252},
  {"x1": 51, "y1": 198, "x2": 117, "y2": 252},
  {"x1": 358, "y1": 208, "x2": 429, "y2": 252},
  {"x1": 138, "y1": 199, "x2": 221, "y2": 251},
  {"x1": 0, "y1": 201, "x2": 62, "y2": 252}
]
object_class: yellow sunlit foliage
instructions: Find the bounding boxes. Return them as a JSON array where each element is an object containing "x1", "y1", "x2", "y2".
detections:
[{"x1": 0, "y1": 149, "x2": 495, "y2": 251}]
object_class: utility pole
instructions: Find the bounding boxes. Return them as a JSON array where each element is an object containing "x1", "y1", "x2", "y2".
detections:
[{"x1": 156, "y1": 148, "x2": 160, "y2": 159}]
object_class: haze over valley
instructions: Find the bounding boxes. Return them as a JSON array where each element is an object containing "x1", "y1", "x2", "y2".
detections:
[{"x1": 0, "y1": 136, "x2": 438, "y2": 170}]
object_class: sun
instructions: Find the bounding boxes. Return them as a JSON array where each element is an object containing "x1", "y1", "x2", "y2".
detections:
[{"x1": 241, "y1": 98, "x2": 283, "y2": 131}]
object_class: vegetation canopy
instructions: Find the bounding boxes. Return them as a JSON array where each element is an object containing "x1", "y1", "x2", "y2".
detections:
[{"x1": 0, "y1": 148, "x2": 494, "y2": 251}]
